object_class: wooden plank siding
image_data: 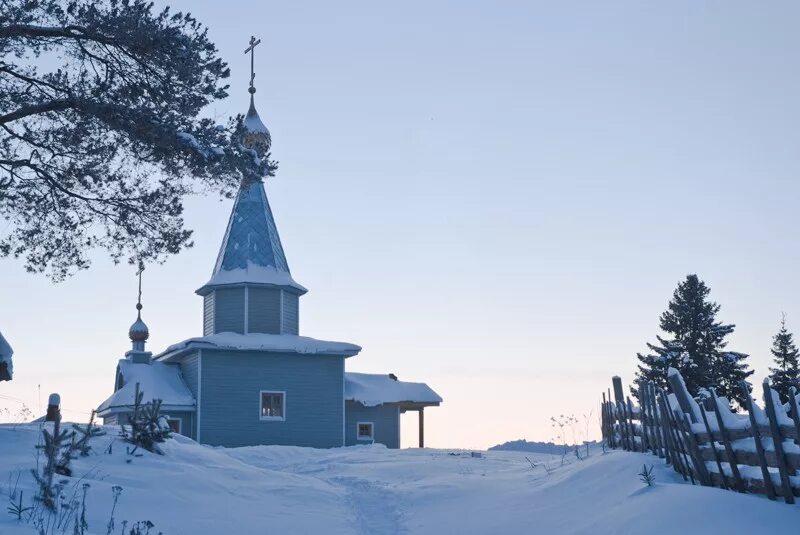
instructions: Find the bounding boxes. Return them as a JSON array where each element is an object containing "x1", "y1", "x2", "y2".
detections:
[
  {"x1": 175, "y1": 354, "x2": 201, "y2": 440},
  {"x1": 103, "y1": 414, "x2": 119, "y2": 425},
  {"x1": 199, "y1": 350, "x2": 345, "y2": 448},
  {"x1": 214, "y1": 288, "x2": 245, "y2": 334},
  {"x1": 281, "y1": 292, "x2": 299, "y2": 335},
  {"x1": 179, "y1": 352, "x2": 201, "y2": 406},
  {"x1": 248, "y1": 287, "x2": 281, "y2": 334},
  {"x1": 203, "y1": 293, "x2": 215, "y2": 336},
  {"x1": 344, "y1": 401, "x2": 401, "y2": 449}
]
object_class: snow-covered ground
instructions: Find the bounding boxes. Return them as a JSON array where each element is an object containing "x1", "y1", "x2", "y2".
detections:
[{"x1": 1, "y1": 424, "x2": 798, "y2": 534}]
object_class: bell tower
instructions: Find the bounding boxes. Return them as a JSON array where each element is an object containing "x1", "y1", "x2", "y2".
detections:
[{"x1": 195, "y1": 36, "x2": 306, "y2": 337}]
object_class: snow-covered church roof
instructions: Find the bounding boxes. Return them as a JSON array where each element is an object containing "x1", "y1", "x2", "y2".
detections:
[
  {"x1": 196, "y1": 176, "x2": 306, "y2": 295},
  {"x1": 97, "y1": 359, "x2": 195, "y2": 415},
  {"x1": 344, "y1": 372, "x2": 442, "y2": 407},
  {"x1": 157, "y1": 332, "x2": 362, "y2": 361},
  {"x1": 0, "y1": 331, "x2": 13, "y2": 381}
]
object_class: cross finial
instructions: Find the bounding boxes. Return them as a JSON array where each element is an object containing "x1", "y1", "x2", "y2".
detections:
[
  {"x1": 135, "y1": 260, "x2": 145, "y2": 316},
  {"x1": 244, "y1": 36, "x2": 262, "y2": 95}
]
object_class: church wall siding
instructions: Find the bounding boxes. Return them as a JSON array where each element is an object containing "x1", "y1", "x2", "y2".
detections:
[
  {"x1": 281, "y1": 292, "x2": 299, "y2": 335},
  {"x1": 247, "y1": 287, "x2": 281, "y2": 334},
  {"x1": 103, "y1": 414, "x2": 119, "y2": 425},
  {"x1": 214, "y1": 288, "x2": 245, "y2": 334},
  {"x1": 199, "y1": 350, "x2": 345, "y2": 448},
  {"x1": 344, "y1": 401, "x2": 400, "y2": 449},
  {"x1": 179, "y1": 353, "x2": 200, "y2": 399},
  {"x1": 203, "y1": 293, "x2": 215, "y2": 336}
]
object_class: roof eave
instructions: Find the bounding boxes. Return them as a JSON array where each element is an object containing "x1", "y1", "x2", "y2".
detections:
[
  {"x1": 155, "y1": 342, "x2": 361, "y2": 362},
  {"x1": 195, "y1": 280, "x2": 308, "y2": 297},
  {"x1": 345, "y1": 399, "x2": 442, "y2": 409},
  {"x1": 97, "y1": 403, "x2": 197, "y2": 417}
]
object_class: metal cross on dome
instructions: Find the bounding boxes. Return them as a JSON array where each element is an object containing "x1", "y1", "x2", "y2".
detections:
[
  {"x1": 135, "y1": 260, "x2": 145, "y2": 311},
  {"x1": 244, "y1": 36, "x2": 262, "y2": 93}
]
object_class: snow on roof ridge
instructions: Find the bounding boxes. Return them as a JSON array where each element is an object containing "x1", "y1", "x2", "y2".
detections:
[
  {"x1": 344, "y1": 372, "x2": 442, "y2": 407},
  {"x1": 157, "y1": 332, "x2": 361, "y2": 359},
  {"x1": 97, "y1": 359, "x2": 195, "y2": 414},
  {"x1": 199, "y1": 262, "x2": 307, "y2": 293}
]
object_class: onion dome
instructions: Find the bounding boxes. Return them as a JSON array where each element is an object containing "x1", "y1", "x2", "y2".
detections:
[
  {"x1": 129, "y1": 303, "x2": 149, "y2": 344},
  {"x1": 241, "y1": 93, "x2": 271, "y2": 157}
]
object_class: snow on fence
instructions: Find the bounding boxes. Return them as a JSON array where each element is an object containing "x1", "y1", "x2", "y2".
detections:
[{"x1": 600, "y1": 369, "x2": 800, "y2": 504}]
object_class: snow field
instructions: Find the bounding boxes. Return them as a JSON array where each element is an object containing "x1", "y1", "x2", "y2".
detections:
[{"x1": 1, "y1": 424, "x2": 798, "y2": 534}]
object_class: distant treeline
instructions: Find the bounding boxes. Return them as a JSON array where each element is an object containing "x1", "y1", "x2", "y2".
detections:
[{"x1": 489, "y1": 439, "x2": 586, "y2": 455}]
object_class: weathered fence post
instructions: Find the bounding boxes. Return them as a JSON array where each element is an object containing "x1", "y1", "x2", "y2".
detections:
[
  {"x1": 617, "y1": 400, "x2": 631, "y2": 451},
  {"x1": 626, "y1": 397, "x2": 640, "y2": 452},
  {"x1": 646, "y1": 384, "x2": 663, "y2": 457},
  {"x1": 762, "y1": 380, "x2": 795, "y2": 504},
  {"x1": 698, "y1": 403, "x2": 728, "y2": 490},
  {"x1": 608, "y1": 388, "x2": 615, "y2": 448},
  {"x1": 677, "y1": 410, "x2": 711, "y2": 486},
  {"x1": 658, "y1": 389, "x2": 689, "y2": 482},
  {"x1": 649, "y1": 382, "x2": 668, "y2": 462},
  {"x1": 604, "y1": 396, "x2": 614, "y2": 449},
  {"x1": 741, "y1": 381, "x2": 776, "y2": 500},
  {"x1": 601, "y1": 393, "x2": 608, "y2": 447},
  {"x1": 637, "y1": 387, "x2": 651, "y2": 454},
  {"x1": 612, "y1": 376, "x2": 624, "y2": 404},
  {"x1": 788, "y1": 387, "x2": 800, "y2": 451},
  {"x1": 667, "y1": 370, "x2": 697, "y2": 424},
  {"x1": 643, "y1": 384, "x2": 660, "y2": 457},
  {"x1": 709, "y1": 388, "x2": 745, "y2": 493}
]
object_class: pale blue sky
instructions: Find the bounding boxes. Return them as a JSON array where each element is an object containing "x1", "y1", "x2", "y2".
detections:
[{"x1": 2, "y1": 1, "x2": 800, "y2": 448}]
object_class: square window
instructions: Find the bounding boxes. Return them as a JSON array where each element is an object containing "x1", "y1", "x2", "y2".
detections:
[
  {"x1": 260, "y1": 391, "x2": 285, "y2": 420},
  {"x1": 357, "y1": 422, "x2": 374, "y2": 441},
  {"x1": 165, "y1": 418, "x2": 181, "y2": 434}
]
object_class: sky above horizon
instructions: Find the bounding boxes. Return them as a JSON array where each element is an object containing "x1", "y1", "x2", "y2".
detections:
[{"x1": 3, "y1": 1, "x2": 800, "y2": 449}]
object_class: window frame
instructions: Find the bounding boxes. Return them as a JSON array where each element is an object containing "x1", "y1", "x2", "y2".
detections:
[
  {"x1": 259, "y1": 390, "x2": 287, "y2": 421},
  {"x1": 356, "y1": 421, "x2": 374, "y2": 441},
  {"x1": 165, "y1": 417, "x2": 182, "y2": 435}
]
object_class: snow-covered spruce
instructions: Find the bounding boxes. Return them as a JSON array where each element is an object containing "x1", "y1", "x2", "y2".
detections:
[{"x1": 635, "y1": 274, "x2": 753, "y2": 409}]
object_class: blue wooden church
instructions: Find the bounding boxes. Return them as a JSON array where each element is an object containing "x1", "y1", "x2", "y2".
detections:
[{"x1": 97, "y1": 48, "x2": 441, "y2": 449}]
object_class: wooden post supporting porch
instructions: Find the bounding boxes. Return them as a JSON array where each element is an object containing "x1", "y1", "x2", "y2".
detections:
[{"x1": 418, "y1": 407, "x2": 425, "y2": 448}]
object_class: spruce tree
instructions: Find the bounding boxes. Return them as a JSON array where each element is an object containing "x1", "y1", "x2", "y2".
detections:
[
  {"x1": 711, "y1": 350, "x2": 753, "y2": 409},
  {"x1": 634, "y1": 274, "x2": 752, "y2": 408},
  {"x1": 768, "y1": 315, "x2": 800, "y2": 403}
]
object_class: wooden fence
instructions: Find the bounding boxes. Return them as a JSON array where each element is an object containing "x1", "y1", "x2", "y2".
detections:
[{"x1": 601, "y1": 370, "x2": 800, "y2": 504}]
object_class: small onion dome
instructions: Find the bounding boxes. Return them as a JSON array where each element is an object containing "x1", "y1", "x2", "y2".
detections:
[
  {"x1": 241, "y1": 93, "x2": 271, "y2": 157},
  {"x1": 129, "y1": 304, "x2": 149, "y2": 343}
]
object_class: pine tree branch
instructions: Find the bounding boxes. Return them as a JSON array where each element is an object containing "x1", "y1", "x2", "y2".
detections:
[{"x1": 0, "y1": 99, "x2": 76, "y2": 125}]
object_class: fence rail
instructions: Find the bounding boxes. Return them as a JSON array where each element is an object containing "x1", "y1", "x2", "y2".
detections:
[{"x1": 601, "y1": 371, "x2": 800, "y2": 504}]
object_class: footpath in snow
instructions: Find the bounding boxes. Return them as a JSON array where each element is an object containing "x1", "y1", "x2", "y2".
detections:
[{"x1": 1, "y1": 424, "x2": 798, "y2": 534}]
